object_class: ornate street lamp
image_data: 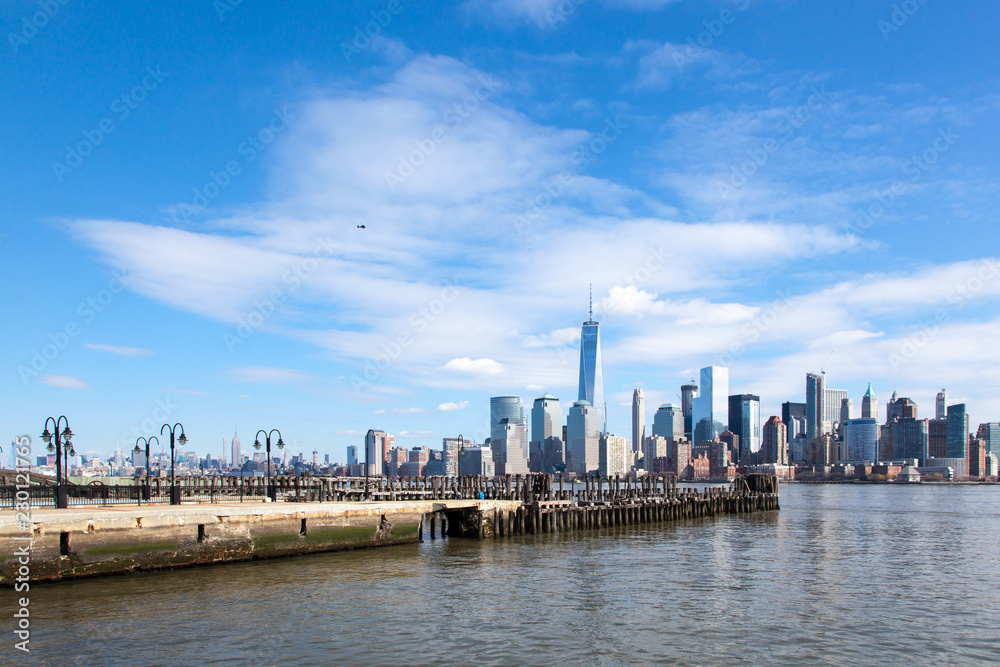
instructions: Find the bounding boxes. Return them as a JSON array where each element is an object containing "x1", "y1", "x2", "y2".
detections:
[
  {"x1": 160, "y1": 423, "x2": 187, "y2": 505},
  {"x1": 253, "y1": 429, "x2": 285, "y2": 502},
  {"x1": 41, "y1": 416, "x2": 73, "y2": 509},
  {"x1": 133, "y1": 436, "x2": 158, "y2": 503}
]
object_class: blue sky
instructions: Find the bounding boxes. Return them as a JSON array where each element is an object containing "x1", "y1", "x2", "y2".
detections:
[{"x1": 2, "y1": 0, "x2": 999, "y2": 462}]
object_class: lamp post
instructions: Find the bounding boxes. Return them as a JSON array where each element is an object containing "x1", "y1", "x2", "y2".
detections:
[
  {"x1": 253, "y1": 429, "x2": 285, "y2": 502},
  {"x1": 160, "y1": 423, "x2": 187, "y2": 505},
  {"x1": 133, "y1": 436, "x2": 158, "y2": 503},
  {"x1": 41, "y1": 416, "x2": 73, "y2": 509}
]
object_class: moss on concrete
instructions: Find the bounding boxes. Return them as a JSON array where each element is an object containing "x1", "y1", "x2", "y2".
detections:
[{"x1": 85, "y1": 542, "x2": 177, "y2": 557}]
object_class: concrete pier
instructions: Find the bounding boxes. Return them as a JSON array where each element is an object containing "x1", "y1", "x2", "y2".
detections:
[{"x1": 0, "y1": 499, "x2": 520, "y2": 584}]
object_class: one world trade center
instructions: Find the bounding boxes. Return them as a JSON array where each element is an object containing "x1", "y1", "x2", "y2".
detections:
[{"x1": 578, "y1": 289, "x2": 606, "y2": 436}]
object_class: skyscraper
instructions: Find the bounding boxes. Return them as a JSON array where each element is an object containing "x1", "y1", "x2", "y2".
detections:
[
  {"x1": 366, "y1": 430, "x2": 392, "y2": 476},
  {"x1": 946, "y1": 403, "x2": 969, "y2": 459},
  {"x1": 493, "y1": 418, "x2": 529, "y2": 476},
  {"x1": 346, "y1": 445, "x2": 358, "y2": 465},
  {"x1": 845, "y1": 418, "x2": 879, "y2": 462},
  {"x1": 728, "y1": 394, "x2": 761, "y2": 460},
  {"x1": 681, "y1": 381, "x2": 698, "y2": 439},
  {"x1": 840, "y1": 397, "x2": 853, "y2": 434},
  {"x1": 567, "y1": 400, "x2": 599, "y2": 474},
  {"x1": 762, "y1": 416, "x2": 788, "y2": 465},
  {"x1": 806, "y1": 373, "x2": 824, "y2": 440},
  {"x1": 632, "y1": 389, "x2": 645, "y2": 456},
  {"x1": 599, "y1": 434, "x2": 630, "y2": 477},
  {"x1": 578, "y1": 292, "x2": 606, "y2": 435},
  {"x1": 530, "y1": 394, "x2": 561, "y2": 472},
  {"x1": 652, "y1": 404, "x2": 683, "y2": 442},
  {"x1": 490, "y1": 396, "x2": 525, "y2": 444},
  {"x1": 824, "y1": 388, "x2": 848, "y2": 435},
  {"x1": 692, "y1": 366, "x2": 729, "y2": 444},
  {"x1": 861, "y1": 383, "x2": 877, "y2": 420},
  {"x1": 231, "y1": 430, "x2": 241, "y2": 468},
  {"x1": 936, "y1": 389, "x2": 948, "y2": 420}
]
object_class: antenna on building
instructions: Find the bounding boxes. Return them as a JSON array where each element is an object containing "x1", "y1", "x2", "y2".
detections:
[
  {"x1": 821, "y1": 350, "x2": 834, "y2": 375},
  {"x1": 589, "y1": 283, "x2": 593, "y2": 320}
]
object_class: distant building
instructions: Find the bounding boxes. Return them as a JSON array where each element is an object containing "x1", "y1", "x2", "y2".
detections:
[
  {"x1": 365, "y1": 430, "x2": 393, "y2": 476},
  {"x1": 493, "y1": 418, "x2": 529, "y2": 476},
  {"x1": 530, "y1": 394, "x2": 561, "y2": 473},
  {"x1": 566, "y1": 400, "x2": 599, "y2": 475},
  {"x1": 824, "y1": 388, "x2": 848, "y2": 436},
  {"x1": 491, "y1": 396, "x2": 525, "y2": 445},
  {"x1": 599, "y1": 434, "x2": 630, "y2": 477},
  {"x1": 806, "y1": 373, "x2": 824, "y2": 440},
  {"x1": 346, "y1": 445, "x2": 358, "y2": 466},
  {"x1": 969, "y1": 438, "x2": 988, "y2": 478},
  {"x1": 681, "y1": 381, "x2": 698, "y2": 440},
  {"x1": 976, "y1": 422, "x2": 1000, "y2": 457},
  {"x1": 845, "y1": 418, "x2": 879, "y2": 462},
  {"x1": 578, "y1": 295, "x2": 606, "y2": 435},
  {"x1": 936, "y1": 389, "x2": 948, "y2": 421},
  {"x1": 762, "y1": 416, "x2": 787, "y2": 465},
  {"x1": 442, "y1": 437, "x2": 464, "y2": 477},
  {"x1": 719, "y1": 431, "x2": 739, "y2": 466},
  {"x1": 231, "y1": 430, "x2": 241, "y2": 469},
  {"x1": 692, "y1": 366, "x2": 728, "y2": 445},
  {"x1": 947, "y1": 404, "x2": 969, "y2": 460},
  {"x1": 888, "y1": 397, "x2": 918, "y2": 422},
  {"x1": 652, "y1": 404, "x2": 683, "y2": 444},
  {"x1": 728, "y1": 394, "x2": 760, "y2": 461},
  {"x1": 643, "y1": 435, "x2": 669, "y2": 462},
  {"x1": 673, "y1": 439, "x2": 691, "y2": 477},
  {"x1": 892, "y1": 418, "x2": 929, "y2": 463},
  {"x1": 928, "y1": 419, "x2": 948, "y2": 459},
  {"x1": 861, "y1": 383, "x2": 878, "y2": 420},
  {"x1": 632, "y1": 389, "x2": 645, "y2": 458},
  {"x1": 458, "y1": 446, "x2": 494, "y2": 477}
]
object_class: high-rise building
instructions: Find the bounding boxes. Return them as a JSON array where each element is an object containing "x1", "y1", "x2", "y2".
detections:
[
  {"x1": 840, "y1": 398, "x2": 853, "y2": 433},
  {"x1": 681, "y1": 381, "x2": 698, "y2": 439},
  {"x1": 365, "y1": 430, "x2": 393, "y2": 476},
  {"x1": 458, "y1": 446, "x2": 494, "y2": 477},
  {"x1": 442, "y1": 437, "x2": 464, "y2": 477},
  {"x1": 861, "y1": 383, "x2": 878, "y2": 420},
  {"x1": 806, "y1": 373, "x2": 824, "y2": 440},
  {"x1": 892, "y1": 418, "x2": 929, "y2": 462},
  {"x1": 762, "y1": 416, "x2": 788, "y2": 465},
  {"x1": 976, "y1": 422, "x2": 1000, "y2": 456},
  {"x1": 652, "y1": 404, "x2": 683, "y2": 443},
  {"x1": 728, "y1": 394, "x2": 761, "y2": 460},
  {"x1": 490, "y1": 396, "x2": 525, "y2": 444},
  {"x1": 946, "y1": 404, "x2": 969, "y2": 459},
  {"x1": 493, "y1": 418, "x2": 529, "y2": 476},
  {"x1": 928, "y1": 419, "x2": 948, "y2": 459},
  {"x1": 887, "y1": 396, "x2": 917, "y2": 422},
  {"x1": 567, "y1": 400, "x2": 599, "y2": 474},
  {"x1": 692, "y1": 366, "x2": 729, "y2": 445},
  {"x1": 530, "y1": 394, "x2": 561, "y2": 473},
  {"x1": 346, "y1": 445, "x2": 358, "y2": 466},
  {"x1": 845, "y1": 418, "x2": 880, "y2": 462},
  {"x1": 599, "y1": 434, "x2": 630, "y2": 477},
  {"x1": 231, "y1": 430, "x2": 241, "y2": 468},
  {"x1": 824, "y1": 388, "x2": 848, "y2": 435},
  {"x1": 782, "y1": 402, "x2": 806, "y2": 426},
  {"x1": 632, "y1": 389, "x2": 645, "y2": 456},
  {"x1": 936, "y1": 389, "x2": 948, "y2": 421},
  {"x1": 578, "y1": 292, "x2": 606, "y2": 435}
]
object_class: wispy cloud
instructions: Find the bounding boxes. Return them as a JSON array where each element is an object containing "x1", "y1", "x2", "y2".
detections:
[
  {"x1": 83, "y1": 343, "x2": 155, "y2": 356},
  {"x1": 438, "y1": 400, "x2": 469, "y2": 411},
  {"x1": 225, "y1": 366, "x2": 314, "y2": 384},
  {"x1": 39, "y1": 375, "x2": 90, "y2": 390}
]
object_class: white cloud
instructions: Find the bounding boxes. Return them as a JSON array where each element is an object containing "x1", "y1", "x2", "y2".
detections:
[
  {"x1": 83, "y1": 343, "x2": 155, "y2": 356},
  {"x1": 398, "y1": 430, "x2": 435, "y2": 438},
  {"x1": 225, "y1": 366, "x2": 314, "y2": 384},
  {"x1": 393, "y1": 407, "x2": 427, "y2": 413},
  {"x1": 438, "y1": 401, "x2": 469, "y2": 411},
  {"x1": 39, "y1": 375, "x2": 90, "y2": 390},
  {"x1": 467, "y1": 0, "x2": 679, "y2": 28},
  {"x1": 444, "y1": 357, "x2": 505, "y2": 376}
]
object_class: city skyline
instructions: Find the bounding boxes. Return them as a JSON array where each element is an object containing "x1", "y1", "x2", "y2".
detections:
[{"x1": 3, "y1": 1, "x2": 1000, "y2": 463}]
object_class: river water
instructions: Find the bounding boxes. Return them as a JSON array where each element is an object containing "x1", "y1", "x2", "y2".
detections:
[{"x1": 11, "y1": 483, "x2": 1000, "y2": 666}]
